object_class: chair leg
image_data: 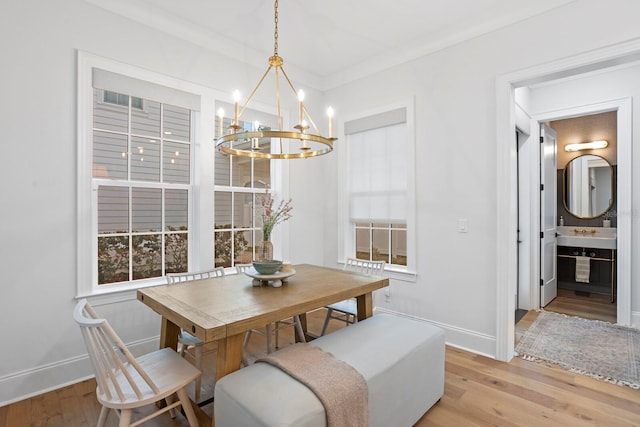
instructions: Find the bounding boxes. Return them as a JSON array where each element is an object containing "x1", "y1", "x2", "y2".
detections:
[
  {"x1": 165, "y1": 394, "x2": 177, "y2": 419},
  {"x1": 321, "y1": 308, "x2": 334, "y2": 336},
  {"x1": 194, "y1": 345, "x2": 203, "y2": 403},
  {"x1": 177, "y1": 387, "x2": 199, "y2": 427},
  {"x1": 118, "y1": 409, "x2": 132, "y2": 427},
  {"x1": 97, "y1": 406, "x2": 110, "y2": 427},
  {"x1": 266, "y1": 324, "x2": 273, "y2": 353},
  {"x1": 293, "y1": 316, "x2": 307, "y2": 343},
  {"x1": 242, "y1": 331, "x2": 252, "y2": 366},
  {"x1": 243, "y1": 330, "x2": 252, "y2": 349}
]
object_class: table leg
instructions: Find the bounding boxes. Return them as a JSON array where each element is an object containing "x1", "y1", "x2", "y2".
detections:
[
  {"x1": 355, "y1": 292, "x2": 373, "y2": 321},
  {"x1": 212, "y1": 333, "x2": 244, "y2": 425},
  {"x1": 160, "y1": 317, "x2": 180, "y2": 350},
  {"x1": 214, "y1": 333, "x2": 245, "y2": 382}
]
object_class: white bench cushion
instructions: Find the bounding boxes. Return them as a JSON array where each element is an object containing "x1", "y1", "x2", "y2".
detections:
[{"x1": 214, "y1": 313, "x2": 445, "y2": 427}]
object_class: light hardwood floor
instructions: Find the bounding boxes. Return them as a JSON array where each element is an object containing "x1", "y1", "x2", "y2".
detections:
[
  {"x1": 2, "y1": 307, "x2": 638, "y2": 427},
  {"x1": 544, "y1": 287, "x2": 617, "y2": 323}
]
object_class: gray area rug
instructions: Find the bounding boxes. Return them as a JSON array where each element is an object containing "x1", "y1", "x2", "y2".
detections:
[{"x1": 515, "y1": 310, "x2": 640, "y2": 389}]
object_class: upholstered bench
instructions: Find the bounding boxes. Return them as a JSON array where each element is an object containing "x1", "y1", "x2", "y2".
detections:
[{"x1": 214, "y1": 312, "x2": 445, "y2": 427}]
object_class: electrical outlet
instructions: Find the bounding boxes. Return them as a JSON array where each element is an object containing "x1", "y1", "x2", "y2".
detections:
[{"x1": 458, "y1": 219, "x2": 468, "y2": 233}]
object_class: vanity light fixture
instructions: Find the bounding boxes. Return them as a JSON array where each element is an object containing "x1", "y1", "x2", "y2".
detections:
[
  {"x1": 215, "y1": 0, "x2": 336, "y2": 159},
  {"x1": 564, "y1": 140, "x2": 608, "y2": 152}
]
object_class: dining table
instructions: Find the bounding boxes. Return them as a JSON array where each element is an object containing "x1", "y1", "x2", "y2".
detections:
[{"x1": 137, "y1": 263, "x2": 388, "y2": 423}]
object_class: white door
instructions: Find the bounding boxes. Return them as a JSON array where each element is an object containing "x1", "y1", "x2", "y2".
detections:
[
  {"x1": 540, "y1": 124, "x2": 557, "y2": 307},
  {"x1": 517, "y1": 130, "x2": 531, "y2": 310}
]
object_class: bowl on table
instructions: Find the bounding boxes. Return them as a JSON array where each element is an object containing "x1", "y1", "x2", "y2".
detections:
[{"x1": 252, "y1": 260, "x2": 283, "y2": 275}]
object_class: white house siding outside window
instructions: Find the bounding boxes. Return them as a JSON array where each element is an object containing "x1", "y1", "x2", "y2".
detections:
[
  {"x1": 346, "y1": 107, "x2": 411, "y2": 268},
  {"x1": 213, "y1": 103, "x2": 278, "y2": 268},
  {"x1": 93, "y1": 89, "x2": 193, "y2": 284}
]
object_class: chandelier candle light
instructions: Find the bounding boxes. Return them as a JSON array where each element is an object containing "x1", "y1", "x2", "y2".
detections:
[{"x1": 216, "y1": 0, "x2": 336, "y2": 159}]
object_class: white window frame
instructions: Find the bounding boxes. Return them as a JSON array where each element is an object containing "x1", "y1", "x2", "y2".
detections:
[
  {"x1": 77, "y1": 51, "x2": 217, "y2": 297},
  {"x1": 339, "y1": 99, "x2": 416, "y2": 276}
]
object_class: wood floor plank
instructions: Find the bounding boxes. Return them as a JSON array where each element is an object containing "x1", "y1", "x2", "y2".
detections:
[
  {"x1": 545, "y1": 288, "x2": 616, "y2": 323},
  {"x1": 4, "y1": 305, "x2": 639, "y2": 427},
  {"x1": 448, "y1": 360, "x2": 635, "y2": 426},
  {"x1": 449, "y1": 346, "x2": 640, "y2": 423},
  {"x1": 1, "y1": 397, "x2": 30, "y2": 427},
  {"x1": 445, "y1": 361, "x2": 583, "y2": 426}
]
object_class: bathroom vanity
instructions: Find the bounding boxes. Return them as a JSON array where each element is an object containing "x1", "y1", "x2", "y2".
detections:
[{"x1": 556, "y1": 226, "x2": 616, "y2": 302}]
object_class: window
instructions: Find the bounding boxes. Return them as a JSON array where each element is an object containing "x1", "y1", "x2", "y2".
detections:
[
  {"x1": 355, "y1": 223, "x2": 407, "y2": 265},
  {"x1": 213, "y1": 103, "x2": 277, "y2": 268},
  {"x1": 93, "y1": 90, "x2": 192, "y2": 284},
  {"x1": 78, "y1": 53, "x2": 208, "y2": 295},
  {"x1": 345, "y1": 106, "x2": 413, "y2": 269},
  {"x1": 103, "y1": 90, "x2": 143, "y2": 109}
]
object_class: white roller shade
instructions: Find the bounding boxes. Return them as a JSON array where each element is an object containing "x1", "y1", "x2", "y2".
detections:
[
  {"x1": 93, "y1": 68, "x2": 201, "y2": 111},
  {"x1": 347, "y1": 121, "x2": 407, "y2": 222}
]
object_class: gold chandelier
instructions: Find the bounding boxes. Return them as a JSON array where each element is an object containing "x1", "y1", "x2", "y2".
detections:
[{"x1": 215, "y1": 0, "x2": 336, "y2": 159}]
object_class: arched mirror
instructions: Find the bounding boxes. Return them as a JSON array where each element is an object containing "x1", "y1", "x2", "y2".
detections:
[{"x1": 562, "y1": 154, "x2": 613, "y2": 218}]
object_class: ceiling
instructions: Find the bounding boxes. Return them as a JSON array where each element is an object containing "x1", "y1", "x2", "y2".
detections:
[{"x1": 87, "y1": 0, "x2": 576, "y2": 90}]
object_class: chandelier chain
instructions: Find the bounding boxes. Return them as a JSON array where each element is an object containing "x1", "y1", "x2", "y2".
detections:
[{"x1": 273, "y1": 0, "x2": 279, "y2": 56}]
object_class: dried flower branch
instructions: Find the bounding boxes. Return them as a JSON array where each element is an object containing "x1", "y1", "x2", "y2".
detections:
[{"x1": 259, "y1": 191, "x2": 293, "y2": 241}]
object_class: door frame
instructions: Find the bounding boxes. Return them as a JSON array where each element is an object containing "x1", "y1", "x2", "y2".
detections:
[{"x1": 495, "y1": 39, "x2": 639, "y2": 362}]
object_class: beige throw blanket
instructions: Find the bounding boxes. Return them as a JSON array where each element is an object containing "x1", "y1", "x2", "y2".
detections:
[{"x1": 257, "y1": 343, "x2": 368, "y2": 427}]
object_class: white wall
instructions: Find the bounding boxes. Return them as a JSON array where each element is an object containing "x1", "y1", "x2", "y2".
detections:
[
  {"x1": 325, "y1": 0, "x2": 640, "y2": 356},
  {"x1": 2, "y1": 0, "x2": 640, "y2": 404}
]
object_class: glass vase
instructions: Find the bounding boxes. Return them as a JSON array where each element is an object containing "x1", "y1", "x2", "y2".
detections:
[{"x1": 257, "y1": 240, "x2": 273, "y2": 261}]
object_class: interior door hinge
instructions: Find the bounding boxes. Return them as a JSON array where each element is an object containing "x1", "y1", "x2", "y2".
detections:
[
  {"x1": 540, "y1": 279, "x2": 544, "y2": 287},
  {"x1": 540, "y1": 231, "x2": 544, "y2": 239},
  {"x1": 540, "y1": 136, "x2": 544, "y2": 143},
  {"x1": 540, "y1": 184, "x2": 544, "y2": 191}
]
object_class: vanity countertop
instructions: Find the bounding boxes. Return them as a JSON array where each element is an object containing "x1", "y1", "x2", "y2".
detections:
[{"x1": 556, "y1": 226, "x2": 616, "y2": 249}]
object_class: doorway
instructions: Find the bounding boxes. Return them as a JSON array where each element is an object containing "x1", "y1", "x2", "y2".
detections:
[
  {"x1": 532, "y1": 113, "x2": 618, "y2": 323},
  {"x1": 495, "y1": 40, "x2": 638, "y2": 362}
]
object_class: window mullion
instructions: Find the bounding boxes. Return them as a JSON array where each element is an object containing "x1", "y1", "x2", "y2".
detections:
[
  {"x1": 128, "y1": 186, "x2": 133, "y2": 282},
  {"x1": 160, "y1": 104, "x2": 165, "y2": 276},
  {"x1": 369, "y1": 225, "x2": 373, "y2": 261},
  {"x1": 127, "y1": 98, "x2": 133, "y2": 282},
  {"x1": 388, "y1": 225, "x2": 392, "y2": 264},
  {"x1": 230, "y1": 193, "x2": 235, "y2": 266},
  {"x1": 161, "y1": 188, "x2": 166, "y2": 276}
]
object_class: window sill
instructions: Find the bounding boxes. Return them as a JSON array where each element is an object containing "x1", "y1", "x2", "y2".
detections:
[
  {"x1": 335, "y1": 261, "x2": 417, "y2": 283},
  {"x1": 76, "y1": 277, "x2": 167, "y2": 307},
  {"x1": 384, "y1": 266, "x2": 417, "y2": 283}
]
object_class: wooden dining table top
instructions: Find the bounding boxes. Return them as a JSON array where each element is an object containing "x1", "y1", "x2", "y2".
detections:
[
  {"x1": 137, "y1": 263, "x2": 389, "y2": 345},
  {"x1": 138, "y1": 263, "x2": 388, "y2": 425}
]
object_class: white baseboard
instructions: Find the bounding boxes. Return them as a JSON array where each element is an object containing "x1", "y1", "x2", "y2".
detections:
[
  {"x1": 0, "y1": 337, "x2": 159, "y2": 407},
  {"x1": 374, "y1": 307, "x2": 497, "y2": 359}
]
